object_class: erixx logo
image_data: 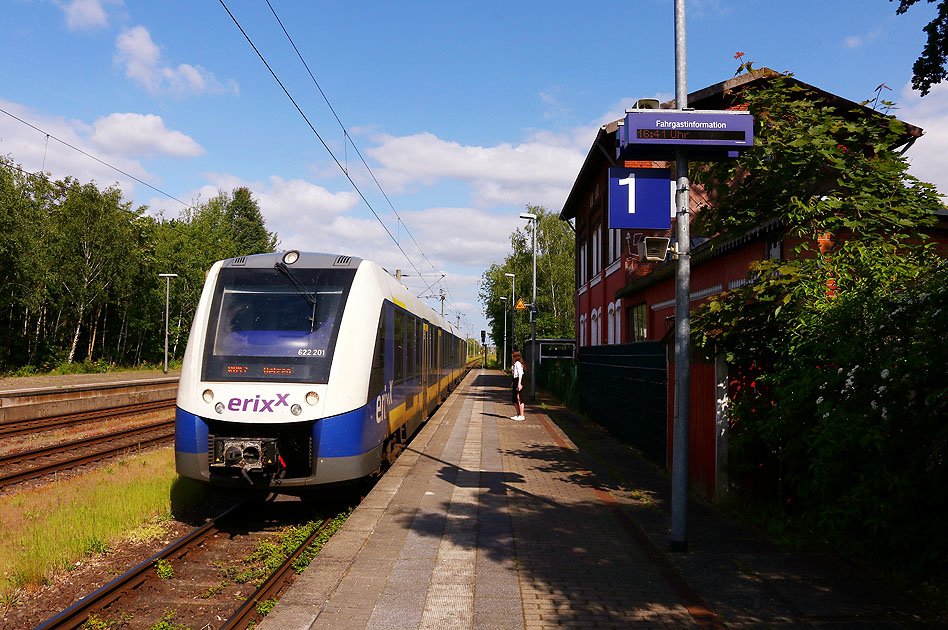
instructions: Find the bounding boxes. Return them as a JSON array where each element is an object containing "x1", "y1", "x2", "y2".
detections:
[{"x1": 227, "y1": 394, "x2": 290, "y2": 413}]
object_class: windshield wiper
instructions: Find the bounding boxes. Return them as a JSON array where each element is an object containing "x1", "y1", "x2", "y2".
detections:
[{"x1": 274, "y1": 261, "x2": 318, "y2": 306}]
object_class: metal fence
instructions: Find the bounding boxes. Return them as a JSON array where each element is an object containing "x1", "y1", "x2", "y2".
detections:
[{"x1": 576, "y1": 342, "x2": 668, "y2": 465}]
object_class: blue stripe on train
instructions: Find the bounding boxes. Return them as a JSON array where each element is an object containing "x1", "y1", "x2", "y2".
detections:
[
  {"x1": 175, "y1": 402, "x2": 386, "y2": 459},
  {"x1": 315, "y1": 401, "x2": 386, "y2": 457},
  {"x1": 175, "y1": 407, "x2": 209, "y2": 454}
]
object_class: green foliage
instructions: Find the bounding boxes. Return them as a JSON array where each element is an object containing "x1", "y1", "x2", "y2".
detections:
[
  {"x1": 894, "y1": 0, "x2": 948, "y2": 96},
  {"x1": 255, "y1": 598, "x2": 278, "y2": 616},
  {"x1": 479, "y1": 205, "x2": 575, "y2": 354},
  {"x1": 692, "y1": 73, "x2": 948, "y2": 575},
  {"x1": 0, "y1": 157, "x2": 278, "y2": 373},
  {"x1": 149, "y1": 611, "x2": 187, "y2": 630},
  {"x1": 153, "y1": 558, "x2": 174, "y2": 579}
]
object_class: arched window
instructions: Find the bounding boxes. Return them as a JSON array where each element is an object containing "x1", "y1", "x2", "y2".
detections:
[
  {"x1": 614, "y1": 299, "x2": 621, "y2": 344},
  {"x1": 591, "y1": 310, "x2": 598, "y2": 346},
  {"x1": 607, "y1": 302, "x2": 615, "y2": 344}
]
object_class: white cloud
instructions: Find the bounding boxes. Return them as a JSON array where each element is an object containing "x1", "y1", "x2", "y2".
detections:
[
  {"x1": 115, "y1": 26, "x2": 238, "y2": 97},
  {"x1": 366, "y1": 131, "x2": 585, "y2": 209},
  {"x1": 91, "y1": 113, "x2": 205, "y2": 158},
  {"x1": 60, "y1": 0, "x2": 118, "y2": 30},
  {"x1": 0, "y1": 98, "x2": 152, "y2": 194},
  {"x1": 899, "y1": 81, "x2": 948, "y2": 199}
]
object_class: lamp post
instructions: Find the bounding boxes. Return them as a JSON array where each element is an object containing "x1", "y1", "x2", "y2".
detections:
[
  {"x1": 504, "y1": 272, "x2": 515, "y2": 360},
  {"x1": 499, "y1": 296, "x2": 508, "y2": 370},
  {"x1": 158, "y1": 273, "x2": 178, "y2": 374},
  {"x1": 520, "y1": 212, "x2": 537, "y2": 400}
]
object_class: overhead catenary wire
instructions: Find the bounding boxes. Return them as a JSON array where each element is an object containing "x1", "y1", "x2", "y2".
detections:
[
  {"x1": 262, "y1": 0, "x2": 468, "y2": 323},
  {"x1": 264, "y1": 0, "x2": 444, "y2": 281},
  {"x1": 217, "y1": 0, "x2": 445, "y2": 301}
]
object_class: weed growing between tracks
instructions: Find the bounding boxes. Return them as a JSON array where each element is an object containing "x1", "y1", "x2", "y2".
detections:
[
  {"x1": 0, "y1": 448, "x2": 177, "y2": 601},
  {"x1": 217, "y1": 507, "x2": 354, "y2": 589}
]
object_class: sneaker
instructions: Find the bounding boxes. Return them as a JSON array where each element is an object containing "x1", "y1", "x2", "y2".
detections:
[
  {"x1": 513, "y1": 415, "x2": 525, "y2": 421},
  {"x1": 510, "y1": 415, "x2": 520, "y2": 420}
]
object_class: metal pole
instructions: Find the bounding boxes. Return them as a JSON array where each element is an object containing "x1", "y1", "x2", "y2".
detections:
[
  {"x1": 164, "y1": 276, "x2": 170, "y2": 374},
  {"x1": 670, "y1": 0, "x2": 691, "y2": 553},
  {"x1": 531, "y1": 217, "x2": 537, "y2": 400},
  {"x1": 159, "y1": 273, "x2": 178, "y2": 375},
  {"x1": 505, "y1": 272, "x2": 515, "y2": 356},
  {"x1": 500, "y1": 297, "x2": 508, "y2": 371}
]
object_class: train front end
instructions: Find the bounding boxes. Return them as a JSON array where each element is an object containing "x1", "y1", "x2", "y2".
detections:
[{"x1": 174, "y1": 252, "x2": 384, "y2": 492}]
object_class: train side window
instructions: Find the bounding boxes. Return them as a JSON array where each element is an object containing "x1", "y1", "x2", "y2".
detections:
[
  {"x1": 405, "y1": 315, "x2": 418, "y2": 378},
  {"x1": 367, "y1": 307, "x2": 385, "y2": 399},
  {"x1": 394, "y1": 308, "x2": 405, "y2": 383}
]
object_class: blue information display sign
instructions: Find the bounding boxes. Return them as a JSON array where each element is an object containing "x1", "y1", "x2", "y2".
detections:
[
  {"x1": 621, "y1": 110, "x2": 754, "y2": 150},
  {"x1": 608, "y1": 168, "x2": 673, "y2": 229}
]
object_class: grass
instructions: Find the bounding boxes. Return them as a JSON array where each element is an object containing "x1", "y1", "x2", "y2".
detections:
[{"x1": 0, "y1": 448, "x2": 179, "y2": 600}]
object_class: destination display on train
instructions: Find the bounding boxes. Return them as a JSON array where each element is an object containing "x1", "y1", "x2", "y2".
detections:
[{"x1": 621, "y1": 110, "x2": 754, "y2": 150}]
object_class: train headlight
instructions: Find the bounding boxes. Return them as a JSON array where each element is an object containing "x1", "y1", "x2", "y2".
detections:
[
  {"x1": 202, "y1": 389, "x2": 214, "y2": 403},
  {"x1": 290, "y1": 404, "x2": 302, "y2": 416},
  {"x1": 215, "y1": 402, "x2": 225, "y2": 414},
  {"x1": 305, "y1": 391, "x2": 319, "y2": 405},
  {"x1": 282, "y1": 250, "x2": 300, "y2": 265}
]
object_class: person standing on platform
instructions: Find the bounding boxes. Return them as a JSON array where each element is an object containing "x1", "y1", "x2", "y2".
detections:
[{"x1": 510, "y1": 350, "x2": 525, "y2": 421}]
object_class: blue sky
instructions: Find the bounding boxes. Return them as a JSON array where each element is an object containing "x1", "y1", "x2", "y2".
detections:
[{"x1": 3, "y1": 0, "x2": 947, "y2": 341}]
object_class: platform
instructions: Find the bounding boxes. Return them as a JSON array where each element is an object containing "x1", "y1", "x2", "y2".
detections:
[{"x1": 260, "y1": 369, "x2": 940, "y2": 630}]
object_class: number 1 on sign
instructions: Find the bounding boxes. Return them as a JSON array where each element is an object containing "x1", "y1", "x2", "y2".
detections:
[{"x1": 619, "y1": 175, "x2": 635, "y2": 214}]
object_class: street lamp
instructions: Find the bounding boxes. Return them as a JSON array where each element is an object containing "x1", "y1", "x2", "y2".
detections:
[
  {"x1": 158, "y1": 273, "x2": 178, "y2": 374},
  {"x1": 520, "y1": 212, "x2": 537, "y2": 400},
  {"x1": 504, "y1": 272, "x2": 515, "y2": 360},
  {"x1": 499, "y1": 296, "x2": 508, "y2": 370}
]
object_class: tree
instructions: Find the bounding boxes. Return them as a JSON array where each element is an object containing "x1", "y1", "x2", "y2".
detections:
[
  {"x1": 478, "y1": 205, "x2": 574, "y2": 354},
  {"x1": 894, "y1": 0, "x2": 948, "y2": 96},
  {"x1": 691, "y1": 70, "x2": 947, "y2": 573},
  {"x1": 226, "y1": 186, "x2": 277, "y2": 254},
  {"x1": 50, "y1": 179, "x2": 141, "y2": 363}
]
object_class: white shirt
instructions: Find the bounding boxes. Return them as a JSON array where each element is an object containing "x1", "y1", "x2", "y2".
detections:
[{"x1": 512, "y1": 361, "x2": 524, "y2": 379}]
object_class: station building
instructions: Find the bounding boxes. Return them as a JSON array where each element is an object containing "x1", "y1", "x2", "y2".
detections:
[{"x1": 558, "y1": 71, "x2": 947, "y2": 497}]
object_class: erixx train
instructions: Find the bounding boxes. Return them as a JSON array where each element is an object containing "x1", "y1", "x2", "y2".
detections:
[{"x1": 175, "y1": 251, "x2": 475, "y2": 492}]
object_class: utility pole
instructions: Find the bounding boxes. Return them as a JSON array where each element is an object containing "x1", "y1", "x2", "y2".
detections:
[{"x1": 670, "y1": 0, "x2": 691, "y2": 553}]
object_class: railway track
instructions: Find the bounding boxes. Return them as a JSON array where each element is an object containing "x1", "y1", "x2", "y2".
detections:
[
  {"x1": 34, "y1": 502, "x2": 343, "y2": 630},
  {"x1": 0, "y1": 419, "x2": 174, "y2": 490},
  {"x1": 0, "y1": 400, "x2": 175, "y2": 438}
]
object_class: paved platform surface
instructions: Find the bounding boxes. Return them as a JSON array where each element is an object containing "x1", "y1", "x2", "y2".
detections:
[{"x1": 260, "y1": 369, "x2": 943, "y2": 630}]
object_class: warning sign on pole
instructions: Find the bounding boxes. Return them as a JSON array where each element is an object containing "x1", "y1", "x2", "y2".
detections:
[{"x1": 514, "y1": 298, "x2": 527, "y2": 311}]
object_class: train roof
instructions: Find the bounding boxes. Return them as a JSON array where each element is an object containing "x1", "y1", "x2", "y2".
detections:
[{"x1": 219, "y1": 251, "x2": 362, "y2": 269}]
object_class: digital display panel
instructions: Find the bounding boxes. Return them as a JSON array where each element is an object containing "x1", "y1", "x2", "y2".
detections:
[
  {"x1": 636, "y1": 129, "x2": 746, "y2": 142},
  {"x1": 621, "y1": 111, "x2": 754, "y2": 151}
]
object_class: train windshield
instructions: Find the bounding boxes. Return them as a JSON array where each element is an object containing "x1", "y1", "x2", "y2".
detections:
[{"x1": 202, "y1": 266, "x2": 356, "y2": 383}]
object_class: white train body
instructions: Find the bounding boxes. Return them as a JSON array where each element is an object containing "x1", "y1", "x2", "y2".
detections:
[{"x1": 175, "y1": 252, "x2": 471, "y2": 491}]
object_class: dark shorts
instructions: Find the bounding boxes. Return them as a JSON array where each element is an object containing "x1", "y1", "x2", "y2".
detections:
[{"x1": 512, "y1": 379, "x2": 520, "y2": 405}]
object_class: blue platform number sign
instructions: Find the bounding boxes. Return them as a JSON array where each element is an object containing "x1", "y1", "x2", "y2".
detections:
[{"x1": 608, "y1": 168, "x2": 673, "y2": 230}]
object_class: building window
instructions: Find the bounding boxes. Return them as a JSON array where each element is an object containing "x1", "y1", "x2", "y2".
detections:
[
  {"x1": 631, "y1": 303, "x2": 647, "y2": 342},
  {"x1": 580, "y1": 242, "x2": 587, "y2": 283},
  {"x1": 607, "y1": 302, "x2": 615, "y2": 344},
  {"x1": 766, "y1": 235, "x2": 782, "y2": 260},
  {"x1": 614, "y1": 299, "x2": 621, "y2": 343},
  {"x1": 591, "y1": 309, "x2": 599, "y2": 346},
  {"x1": 592, "y1": 223, "x2": 601, "y2": 275}
]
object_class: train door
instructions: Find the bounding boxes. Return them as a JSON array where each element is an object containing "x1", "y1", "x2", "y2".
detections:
[{"x1": 421, "y1": 321, "x2": 429, "y2": 412}]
